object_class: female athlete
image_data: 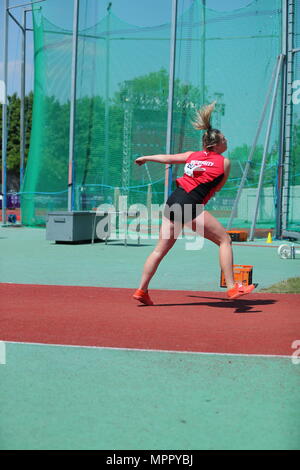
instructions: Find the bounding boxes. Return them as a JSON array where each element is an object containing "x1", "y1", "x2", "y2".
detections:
[{"x1": 133, "y1": 102, "x2": 255, "y2": 304}]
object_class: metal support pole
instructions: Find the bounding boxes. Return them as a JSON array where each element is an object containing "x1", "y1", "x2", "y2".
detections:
[
  {"x1": 227, "y1": 56, "x2": 281, "y2": 230},
  {"x1": 68, "y1": 0, "x2": 80, "y2": 211},
  {"x1": 104, "y1": 2, "x2": 112, "y2": 188},
  {"x1": 275, "y1": 0, "x2": 288, "y2": 239},
  {"x1": 2, "y1": 0, "x2": 9, "y2": 225},
  {"x1": 164, "y1": 0, "x2": 178, "y2": 202},
  {"x1": 200, "y1": 0, "x2": 206, "y2": 107},
  {"x1": 275, "y1": 58, "x2": 287, "y2": 239},
  {"x1": 20, "y1": 8, "x2": 26, "y2": 190},
  {"x1": 249, "y1": 54, "x2": 285, "y2": 241},
  {"x1": 7, "y1": 9, "x2": 24, "y2": 30},
  {"x1": 281, "y1": 0, "x2": 295, "y2": 236}
]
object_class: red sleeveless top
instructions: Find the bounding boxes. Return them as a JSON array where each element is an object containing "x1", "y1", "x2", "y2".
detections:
[{"x1": 176, "y1": 151, "x2": 225, "y2": 204}]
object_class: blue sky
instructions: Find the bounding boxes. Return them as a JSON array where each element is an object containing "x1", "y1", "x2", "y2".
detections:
[{"x1": 0, "y1": 0, "x2": 255, "y2": 95}]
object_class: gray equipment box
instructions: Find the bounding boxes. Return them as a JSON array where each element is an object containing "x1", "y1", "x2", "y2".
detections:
[{"x1": 46, "y1": 211, "x2": 110, "y2": 243}]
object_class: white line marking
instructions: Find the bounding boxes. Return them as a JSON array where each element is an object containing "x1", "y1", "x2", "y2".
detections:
[
  {"x1": 0, "y1": 341, "x2": 6, "y2": 364},
  {"x1": 4, "y1": 340, "x2": 293, "y2": 359}
]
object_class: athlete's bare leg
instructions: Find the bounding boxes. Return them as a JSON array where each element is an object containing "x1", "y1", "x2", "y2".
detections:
[
  {"x1": 187, "y1": 209, "x2": 235, "y2": 289},
  {"x1": 138, "y1": 216, "x2": 181, "y2": 292}
]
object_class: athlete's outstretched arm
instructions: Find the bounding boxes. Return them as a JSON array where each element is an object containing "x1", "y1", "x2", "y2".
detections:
[{"x1": 135, "y1": 151, "x2": 193, "y2": 166}]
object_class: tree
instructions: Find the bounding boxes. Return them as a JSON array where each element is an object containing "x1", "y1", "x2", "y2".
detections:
[
  {"x1": 0, "y1": 92, "x2": 33, "y2": 190},
  {"x1": 112, "y1": 68, "x2": 214, "y2": 189}
]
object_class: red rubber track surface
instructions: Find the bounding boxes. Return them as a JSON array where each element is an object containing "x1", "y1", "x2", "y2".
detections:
[{"x1": 1, "y1": 283, "x2": 299, "y2": 355}]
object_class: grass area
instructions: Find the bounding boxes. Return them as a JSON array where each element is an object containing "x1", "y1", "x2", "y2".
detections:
[{"x1": 259, "y1": 277, "x2": 300, "y2": 293}]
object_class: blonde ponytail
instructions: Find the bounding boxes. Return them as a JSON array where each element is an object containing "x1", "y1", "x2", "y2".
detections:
[{"x1": 192, "y1": 101, "x2": 216, "y2": 130}]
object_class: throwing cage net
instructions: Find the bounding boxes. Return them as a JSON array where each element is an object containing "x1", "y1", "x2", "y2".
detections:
[{"x1": 21, "y1": 0, "x2": 294, "y2": 233}]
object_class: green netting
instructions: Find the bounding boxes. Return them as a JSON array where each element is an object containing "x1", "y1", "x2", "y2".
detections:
[
  {"x1": 287, "y1": 0, "x2": 300, "y2": 233},
  {"x1": 172, "y1": 0, "x2": 282, "y2": 227},
  {"x1": 22, "y1": 0, "x2": 283, "y2": 229}
]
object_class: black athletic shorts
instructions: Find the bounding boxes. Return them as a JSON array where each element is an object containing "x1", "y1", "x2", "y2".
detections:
[{"x1": 163, "y1": 186, "x2": 204, "y2": 224}]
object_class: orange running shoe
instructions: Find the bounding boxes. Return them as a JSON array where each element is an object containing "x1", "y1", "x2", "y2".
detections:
[
  {"x1": 133, "y1": 289, "x2": 154, "y2": 306},
  {"x1": 227, "y1": 283, "x2": 256, "y2": 299}
]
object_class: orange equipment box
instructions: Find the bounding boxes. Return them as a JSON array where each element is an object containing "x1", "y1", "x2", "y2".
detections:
[
  {"x1": 220, "y1": 264, "x2": 253, "y2": 288},
  {"x1": 226, "y1": 230, "x2": 248, "y2": 242}
]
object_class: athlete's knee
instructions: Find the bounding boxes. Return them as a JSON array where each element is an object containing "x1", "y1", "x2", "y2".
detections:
[
  {"x1": 213, "y1": 231, "x2": 231, "y2": 247},
  {"x1": 221, "y1": 233, "x2": 232, "y2": 246}
]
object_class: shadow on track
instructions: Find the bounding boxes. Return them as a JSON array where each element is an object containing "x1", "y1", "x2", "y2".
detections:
[{"x1": 138, "y1": 294, "x2": 277, "y2": 314}]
